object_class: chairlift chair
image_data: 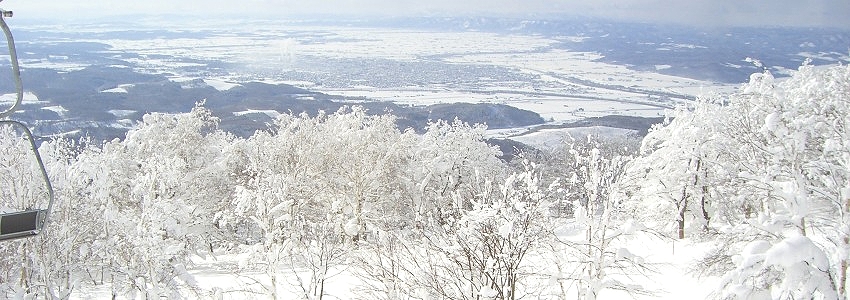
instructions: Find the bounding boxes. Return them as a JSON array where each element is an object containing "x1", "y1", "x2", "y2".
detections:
[{"x1": 0, "y1": 5, "x2": 55, "y2": 241}]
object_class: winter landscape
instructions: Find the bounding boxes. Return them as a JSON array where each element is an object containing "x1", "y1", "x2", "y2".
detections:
[{"x1": 0, "y1": 1, "x2": 849, "y2": 299}]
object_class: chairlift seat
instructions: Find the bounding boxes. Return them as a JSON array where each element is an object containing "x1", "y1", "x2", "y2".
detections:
[{"x1": 0, "y1": 209, "x2": 47, "y2": 240}]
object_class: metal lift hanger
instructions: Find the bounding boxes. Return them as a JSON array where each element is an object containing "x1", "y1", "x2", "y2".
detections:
[{"x1": 0, "y1": 4, "x2": 56, "y2": 241}]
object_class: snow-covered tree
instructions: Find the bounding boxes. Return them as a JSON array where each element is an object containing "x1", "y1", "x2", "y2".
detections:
[
  {"x1": 405, "y1": 119, "x2": 504, "y2": 228},
  {"x1": 621, "y1": 100, "x2": 725, "y2": 239},
  {"x1": 225, "y1": 107, "x2": 417, "y2": 299},
  {"x1": 0, "y1": 104, "x2": 236, "y2": 299},
  {"x1": 546, "y1": 136, "x2": 656, "y2": 300},
  {"x1": 709, "y1": 63, "x2": 850, "y2": 299},
  {"x1": 632, "y1": 62, "x2": 850, "y2": 298},
  {"x1": 330, "y1": 112, "x2": 511, "y2": 299},
  {"x1": 9, "y1": 59, "x2": 847, "y2": 299},
  {"x1": 356, "y1": 161, "x2": 553, "y2": 300}
]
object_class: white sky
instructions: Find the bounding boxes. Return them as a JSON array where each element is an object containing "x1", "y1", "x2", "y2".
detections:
[{"x1": 6, "y1": 0, "x2": 850, "y2": 28}]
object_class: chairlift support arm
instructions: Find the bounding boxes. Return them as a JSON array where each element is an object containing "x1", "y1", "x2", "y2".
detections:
[
  {"x1": 0, "y1": 6, "x2": 56, "y2": 241},
  {"x1": 0, "y1": 7, "x2": 21, "y2": 119}
]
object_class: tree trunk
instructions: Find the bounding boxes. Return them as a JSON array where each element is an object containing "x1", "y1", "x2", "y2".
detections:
[
  {"x1": 840, "y1": 242, "x2": 847, "y2": 298},
  {"x1": 677, "y1": 159, "x2": 693, "y2": 239},
  {"x1": 696, "y1": 158, "x2": 711, "y2": 232},
  {"x1": 677, "y1": 187, "x2": 689, "y2": 240},
  {"x1": 841, "y1": 198, "x2": 850, "y2": 297},
  {"x1": 677, "y1": 217, "x2": 686, "y2": 240},
  {"x1": 700, "y1": 189, "x2": 710, "y2": 232}
]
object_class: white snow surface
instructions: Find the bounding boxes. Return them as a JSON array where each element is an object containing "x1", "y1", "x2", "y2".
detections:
[
  {"x1": 108, "y1": 109, "x2": 136, "y2": 118},
  {"x1": 0, "y1": 92, "x2": 45, "y2": 105},
  {"x1": 70, "y1": 235, "x2": 719, "y2": 299},
  {"x1": 101, "y1": 87, "x2": 128, "y2": 93},
  {"x1": 204, "y1": 79, "x2": 242, "y2": 91},
  {"x1": 232, "y1": 109, "x2": 280, "y2": 118},
  {"x1": 42, "y1": 105, "x2": 68, "y2": 117},
  {"x1": 764, "y1": 236, "x2": 829, "y2": 270},
  {"x1": 509, "y1": 126, "x2": 638, "y2": 150}
]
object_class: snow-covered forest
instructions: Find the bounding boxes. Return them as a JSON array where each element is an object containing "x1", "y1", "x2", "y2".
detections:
[{"x1": 0, "y1": 62, "x2": 848, "y2": 299}]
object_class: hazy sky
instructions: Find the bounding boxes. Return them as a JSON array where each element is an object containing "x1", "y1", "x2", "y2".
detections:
[{"x1": 6, "y1": 0, "x2": 850, "y2": 28}]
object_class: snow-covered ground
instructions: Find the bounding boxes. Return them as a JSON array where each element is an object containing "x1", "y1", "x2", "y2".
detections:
[
  {"x1": 0, "y1": 92, "x2": 47, "y2": 106},
  {"x1": 509, "y1": 126, "x2": 639, "y2": 150},
  {"x1": 68, "y1": 235, "x2": 720, "y2": 299}
]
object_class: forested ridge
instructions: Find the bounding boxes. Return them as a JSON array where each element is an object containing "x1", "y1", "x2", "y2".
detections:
[{"x1": 0, "y1": 63, "x2": 848, "y2": 299}]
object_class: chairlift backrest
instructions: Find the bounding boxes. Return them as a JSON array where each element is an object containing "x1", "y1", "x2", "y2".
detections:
[{"x1": 0, "y1": 209, "x2": 47, "y2": 240}]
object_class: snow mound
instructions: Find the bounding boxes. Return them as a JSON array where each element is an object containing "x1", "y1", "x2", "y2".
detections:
[
  {"x1": 101, "y1": 87, "x2": 128, "y2": 93},
  {"x1": 233, "y1": 109, "x2": 280, "y2": 118},
  {"x1": 204, "y1": 79, "x2": 241, "y2": 91},
  {"x1": 764, "y1": 236, "x2": 828, "y2": 270}
]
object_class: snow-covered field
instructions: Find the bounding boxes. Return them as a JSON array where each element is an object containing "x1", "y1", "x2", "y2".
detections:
[{"x1": 17, "y1": 21, "x2": 738, "y2": 126}]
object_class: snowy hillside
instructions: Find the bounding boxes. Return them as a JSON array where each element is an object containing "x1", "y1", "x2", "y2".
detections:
[{"x1": 0, "y1": 62, "x2": 848, "y2": 299}]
